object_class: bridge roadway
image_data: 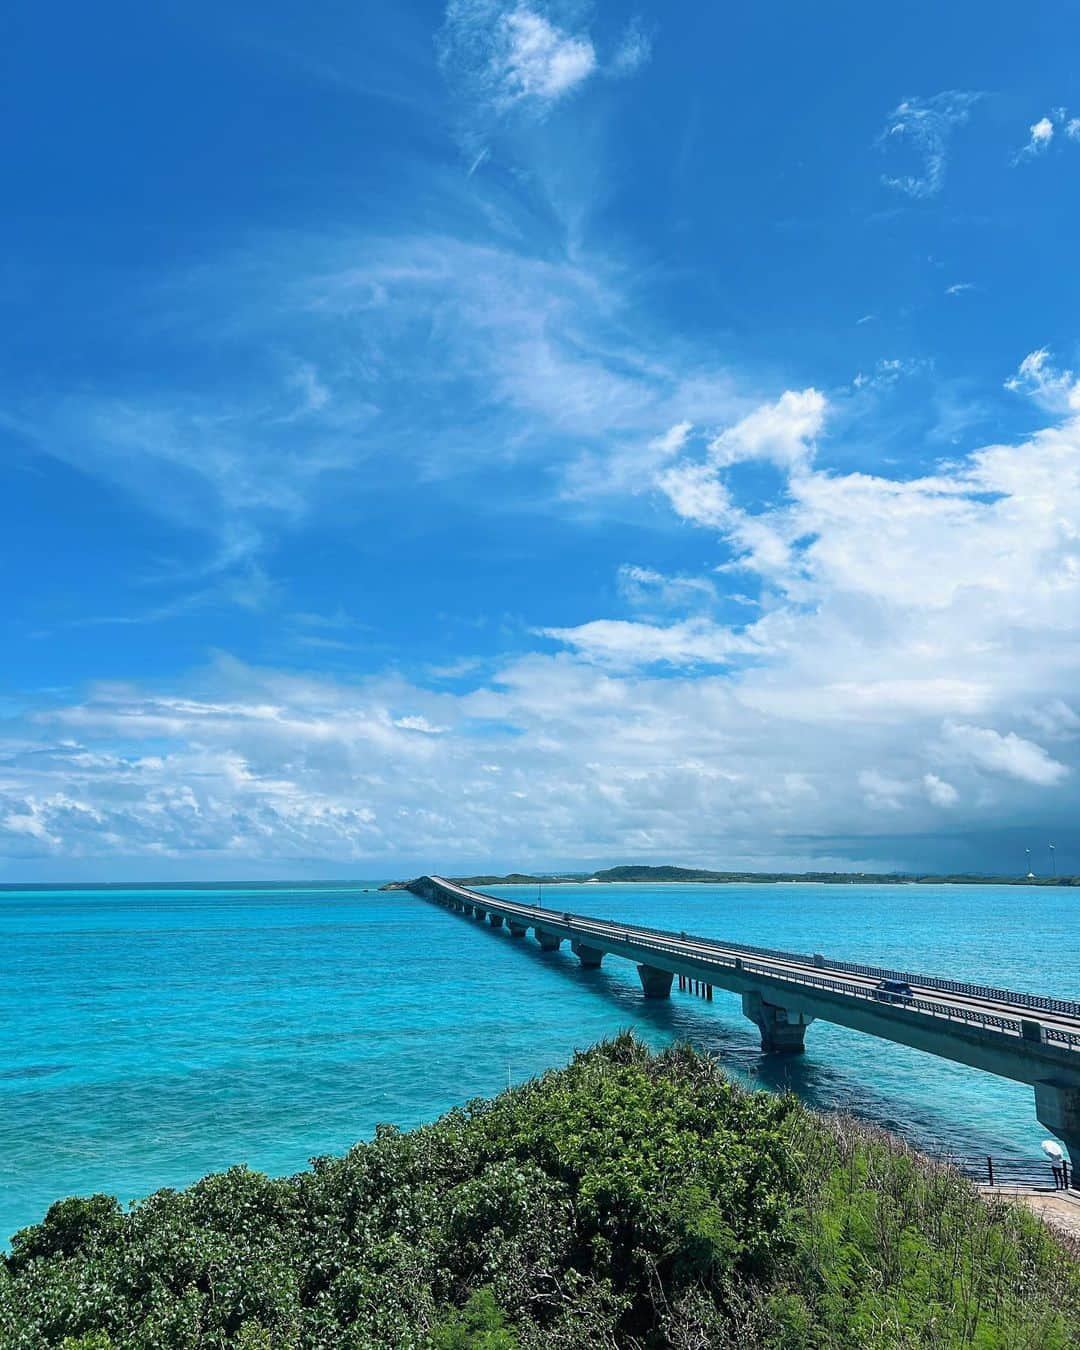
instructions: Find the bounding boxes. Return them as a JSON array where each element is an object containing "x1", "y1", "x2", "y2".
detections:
[{"x1": 410, "y1": 875, "x2": 1080, "y2": 1173}]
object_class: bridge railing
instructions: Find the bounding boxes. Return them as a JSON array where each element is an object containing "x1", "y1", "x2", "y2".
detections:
[
  {"x1": 422, "y1": 880, "x2": 1080, "y2": 1046},
  {"x1": 421, "y1": 880, "x2": 1053, "y2": 1043},
  {"x1": 438, "y1": 879, "x2": 1080, "y2": 1020}
]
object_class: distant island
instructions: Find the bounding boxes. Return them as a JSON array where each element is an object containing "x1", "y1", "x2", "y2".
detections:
[{"x1": 383, "y1": 863, "x2": 1080, "y2": 890}]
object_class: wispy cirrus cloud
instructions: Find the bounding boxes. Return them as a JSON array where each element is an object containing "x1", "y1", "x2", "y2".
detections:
[
  {"x1": 878, "y1": 90, "x2": 982, "y2": 198},
  {"x1": 611, "y1": 18, "x2": 652, "y2": 77},
  {"x1": 1004, "y1": 347, "x2": 1080, "y2": 412}
]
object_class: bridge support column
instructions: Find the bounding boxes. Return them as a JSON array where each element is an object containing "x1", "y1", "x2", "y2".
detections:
[
  {"x1": 508, "y1": 920, "x2": 528, "y2": 938},
  {"x1": 535, "y1": 930, "x2": 562, "y2": 951},
  {"x1": 637, "y1": 964, "x2": 673, "y2": 999},
  {"x1": 487, "y1": 912, "x2": 504, "y2": 928},
  {"x1": 1035, "y1": 1082, "x2": 1080, "y2": 1188},
  {"x1": 742, "y1": 990, "x2": 815, "y2": 1054},
  {"x1": 571, "y1": 940, "x2": 604, "y2": 968},
  {"x1": 473, "y1": 907, "x2": 486, "y2": 919}
]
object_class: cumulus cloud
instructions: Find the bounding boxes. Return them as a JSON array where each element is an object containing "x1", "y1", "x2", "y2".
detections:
[
  {"x1": 879, "y1": 91, "x2": 982, "y2": 198},
  {"x1": 1013, "y1": 108, "x2": 1080, "y2": 162},
  {"x1": 440, "y1": 2, "x2": 598, "y2": 117},
  {"x1": 1023, "y1": 116, "x2": 1054, "y2": 156},
  {"x1": 708, "y1": 387, "x2": 825, "y2": 471},
  {"x1": 939, "y1": 723, "x2": 1068, "y2": 787},
  {"x1": 923, "y1": 773, "x2": 959, "y2": 808},
  {"x1": 9, "y1": 357, "x2": 1079, "y2": 876}
]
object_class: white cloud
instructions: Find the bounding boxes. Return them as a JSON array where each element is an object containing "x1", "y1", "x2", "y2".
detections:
[
  {"x1": 650, "y1": 420, "x2": 693, "y2": 458},
  {"x1": 1013, "y1": 108, "x2": 1080, "y2": 162},
  {"x1": 538, "y1": 617, "x2": 754, "y2": 667},
  {"x1": 923, "y1": 773, "x2": 958, "y2": 807},
  {"x1": 440, "y1": 2, "x2": 598, "y2": 118},
  {"x1": 616, "y1": 564, "x2": 718, "y2": 616},
  {"x1": 708, "y1": 387, "x2": 825, "y2": 471},
  {"x1": 945, "y1": 282, "x2": 975, "y2": 296},
  {"x1": 498, "y1": 6, "x2": 595, "y2": 104},
  {"x1": 1005, "y1": 347, "x2": 1080, "y2": 412},
  {"x1": 1026, "y1": 116, "x2": 1054, "y2": 153},
  {"x1": 853, "y1": 357, "x2": 932, "y2": 391},
  {"x1": 611, "y1": 20, "x2": 652, "y2": 77},
  {"x1": 394, "y1": 715, "x2": 448, "y2": 734},
  {"x1": 879, "y1": 91, "x2": 982, "y2": 198},
  {"x1": 859, "y1": 770, "x2": 914, "y2": 811},
  {"x1": 939, "y1": 723, "x2": 1068, "y2": 787}
]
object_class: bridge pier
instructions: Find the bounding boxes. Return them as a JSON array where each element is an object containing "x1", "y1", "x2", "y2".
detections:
[
  {"x1": 487, "y1": 912, "x2": 504, "y2": 928},
  {"x1": 535, "y1": 930, "x2": 562, "y2": 951},
  {"x1": 742, "y1": 990, "x2": 815, "y2": 1054},
  {"x1": 1035, "y1": 1082, "x2": 1080, "y2": 1187},
  {"x1": 508, "y1": 920, "x2": 528, "y2": 938},
  {"x1": 637, "y1": 964, "x2": 673, "y2": 998},
  {"x1": 571, "y1": 940, "x2": 604, "y2": 968}
]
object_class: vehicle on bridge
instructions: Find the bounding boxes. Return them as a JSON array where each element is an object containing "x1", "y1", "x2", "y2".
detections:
[{"x1": 873, "y1": 977, "x2": 914, "y2": 1003}]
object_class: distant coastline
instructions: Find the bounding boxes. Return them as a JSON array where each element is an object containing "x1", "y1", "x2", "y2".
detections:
[{"x1": 381, "y1": 863, "x2": 1080, "y2": 890}]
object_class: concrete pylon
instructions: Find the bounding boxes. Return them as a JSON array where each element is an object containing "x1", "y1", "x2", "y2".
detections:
[
  {"x1": 637, "y1": 964, "x2": 674, "y2": 998},
  {"x1": 571, "y1": 939, "x2": 604, "y2": 968},
  {"x1": 1035, "y1": 1082, "x2": 1080, "y2": 1188},
  {"x1": 535, "y1": 930, "x2": 562, "y2": 951},
  {"x1": 488, "y1": 912, "x2": 504, "y2": 928},
  {"x1": 742, "y1": 989, "x2": 815, "y2": 1053},
  {"x1": 508, "y1": 920, "x2": 528, "y2": 938}
]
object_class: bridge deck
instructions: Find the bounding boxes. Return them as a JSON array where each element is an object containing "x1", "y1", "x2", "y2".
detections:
[{"x1": 417, "y1": 875, "x2": 1080, "y2": 1060}]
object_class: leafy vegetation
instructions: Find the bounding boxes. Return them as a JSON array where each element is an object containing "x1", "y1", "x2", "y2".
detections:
[{"x1": 2, "y1": 1036, "x2": 1076, "y2": 1347}]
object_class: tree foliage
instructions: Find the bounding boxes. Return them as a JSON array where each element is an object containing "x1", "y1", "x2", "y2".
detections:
[{"x1": 1, "y1": 1035, "x2": 1076, "y2": 1347}]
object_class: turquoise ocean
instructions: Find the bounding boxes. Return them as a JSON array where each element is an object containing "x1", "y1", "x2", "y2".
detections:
[{"x1": 2, "y1": 881, "x2": 1077, "y2": 1245}]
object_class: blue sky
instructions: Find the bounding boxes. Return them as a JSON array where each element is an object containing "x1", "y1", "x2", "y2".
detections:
[{"x1": 3, "y1": 0, "x2": 1080, "y2": 879}]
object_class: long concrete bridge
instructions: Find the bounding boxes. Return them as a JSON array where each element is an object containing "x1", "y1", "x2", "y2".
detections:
[{"x1": 409, "y1": 874, "x2": 1080, "y2": 1174}]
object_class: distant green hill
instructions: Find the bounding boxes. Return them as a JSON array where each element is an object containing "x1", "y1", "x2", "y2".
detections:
[{"x1": 443, "y1": 864, "x2": 1080, "y2": 887}]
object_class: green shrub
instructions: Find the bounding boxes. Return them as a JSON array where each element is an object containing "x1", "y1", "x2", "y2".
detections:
[{"x1": 1, "y1": 1035, "x2": 1076, "y2": 1347}]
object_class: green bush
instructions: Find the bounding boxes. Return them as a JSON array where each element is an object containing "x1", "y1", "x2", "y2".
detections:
[{"x1": 1, "y1": 1035, "x2": 1076, "y2": 1347}]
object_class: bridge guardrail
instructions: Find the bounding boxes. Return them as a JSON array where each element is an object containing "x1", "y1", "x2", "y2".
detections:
[
  {"x1": 423, "y1": 880, "x2": 1080, "y2": 1047},
  {"x1": 569, "y1": 923, "x2": 1027, "y2": 1038},
  {"x1": 438, "y1": 879, "x2": 1080, "y2": 1020},
  {"x1": 419, "y1": 879, "x2": 1076, "y2": 1044}
]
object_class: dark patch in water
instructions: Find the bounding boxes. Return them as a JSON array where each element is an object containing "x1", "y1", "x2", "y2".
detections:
[{"x1": 0, "y1": 1065, "x2": 69, "y2": 1081}]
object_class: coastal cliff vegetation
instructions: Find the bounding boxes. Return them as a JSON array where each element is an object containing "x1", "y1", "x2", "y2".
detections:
[{"x1": 1, "y1": 1036, "x2": 1076, "y2": 1348}]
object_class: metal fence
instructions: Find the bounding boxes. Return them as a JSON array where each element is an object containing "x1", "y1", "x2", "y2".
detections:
[{"x1": 952, "y1": 1155, "x2": 1076, "y2": 1190}]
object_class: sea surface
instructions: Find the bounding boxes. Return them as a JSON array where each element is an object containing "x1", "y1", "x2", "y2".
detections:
[{"x1": 1, "y1": 880, "x2": 1077, "y2": 1245}]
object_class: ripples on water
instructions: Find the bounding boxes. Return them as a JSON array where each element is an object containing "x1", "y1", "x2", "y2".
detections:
[{"x1": 0, "y1": 881, "x2": 1075, "y2": 1243}]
